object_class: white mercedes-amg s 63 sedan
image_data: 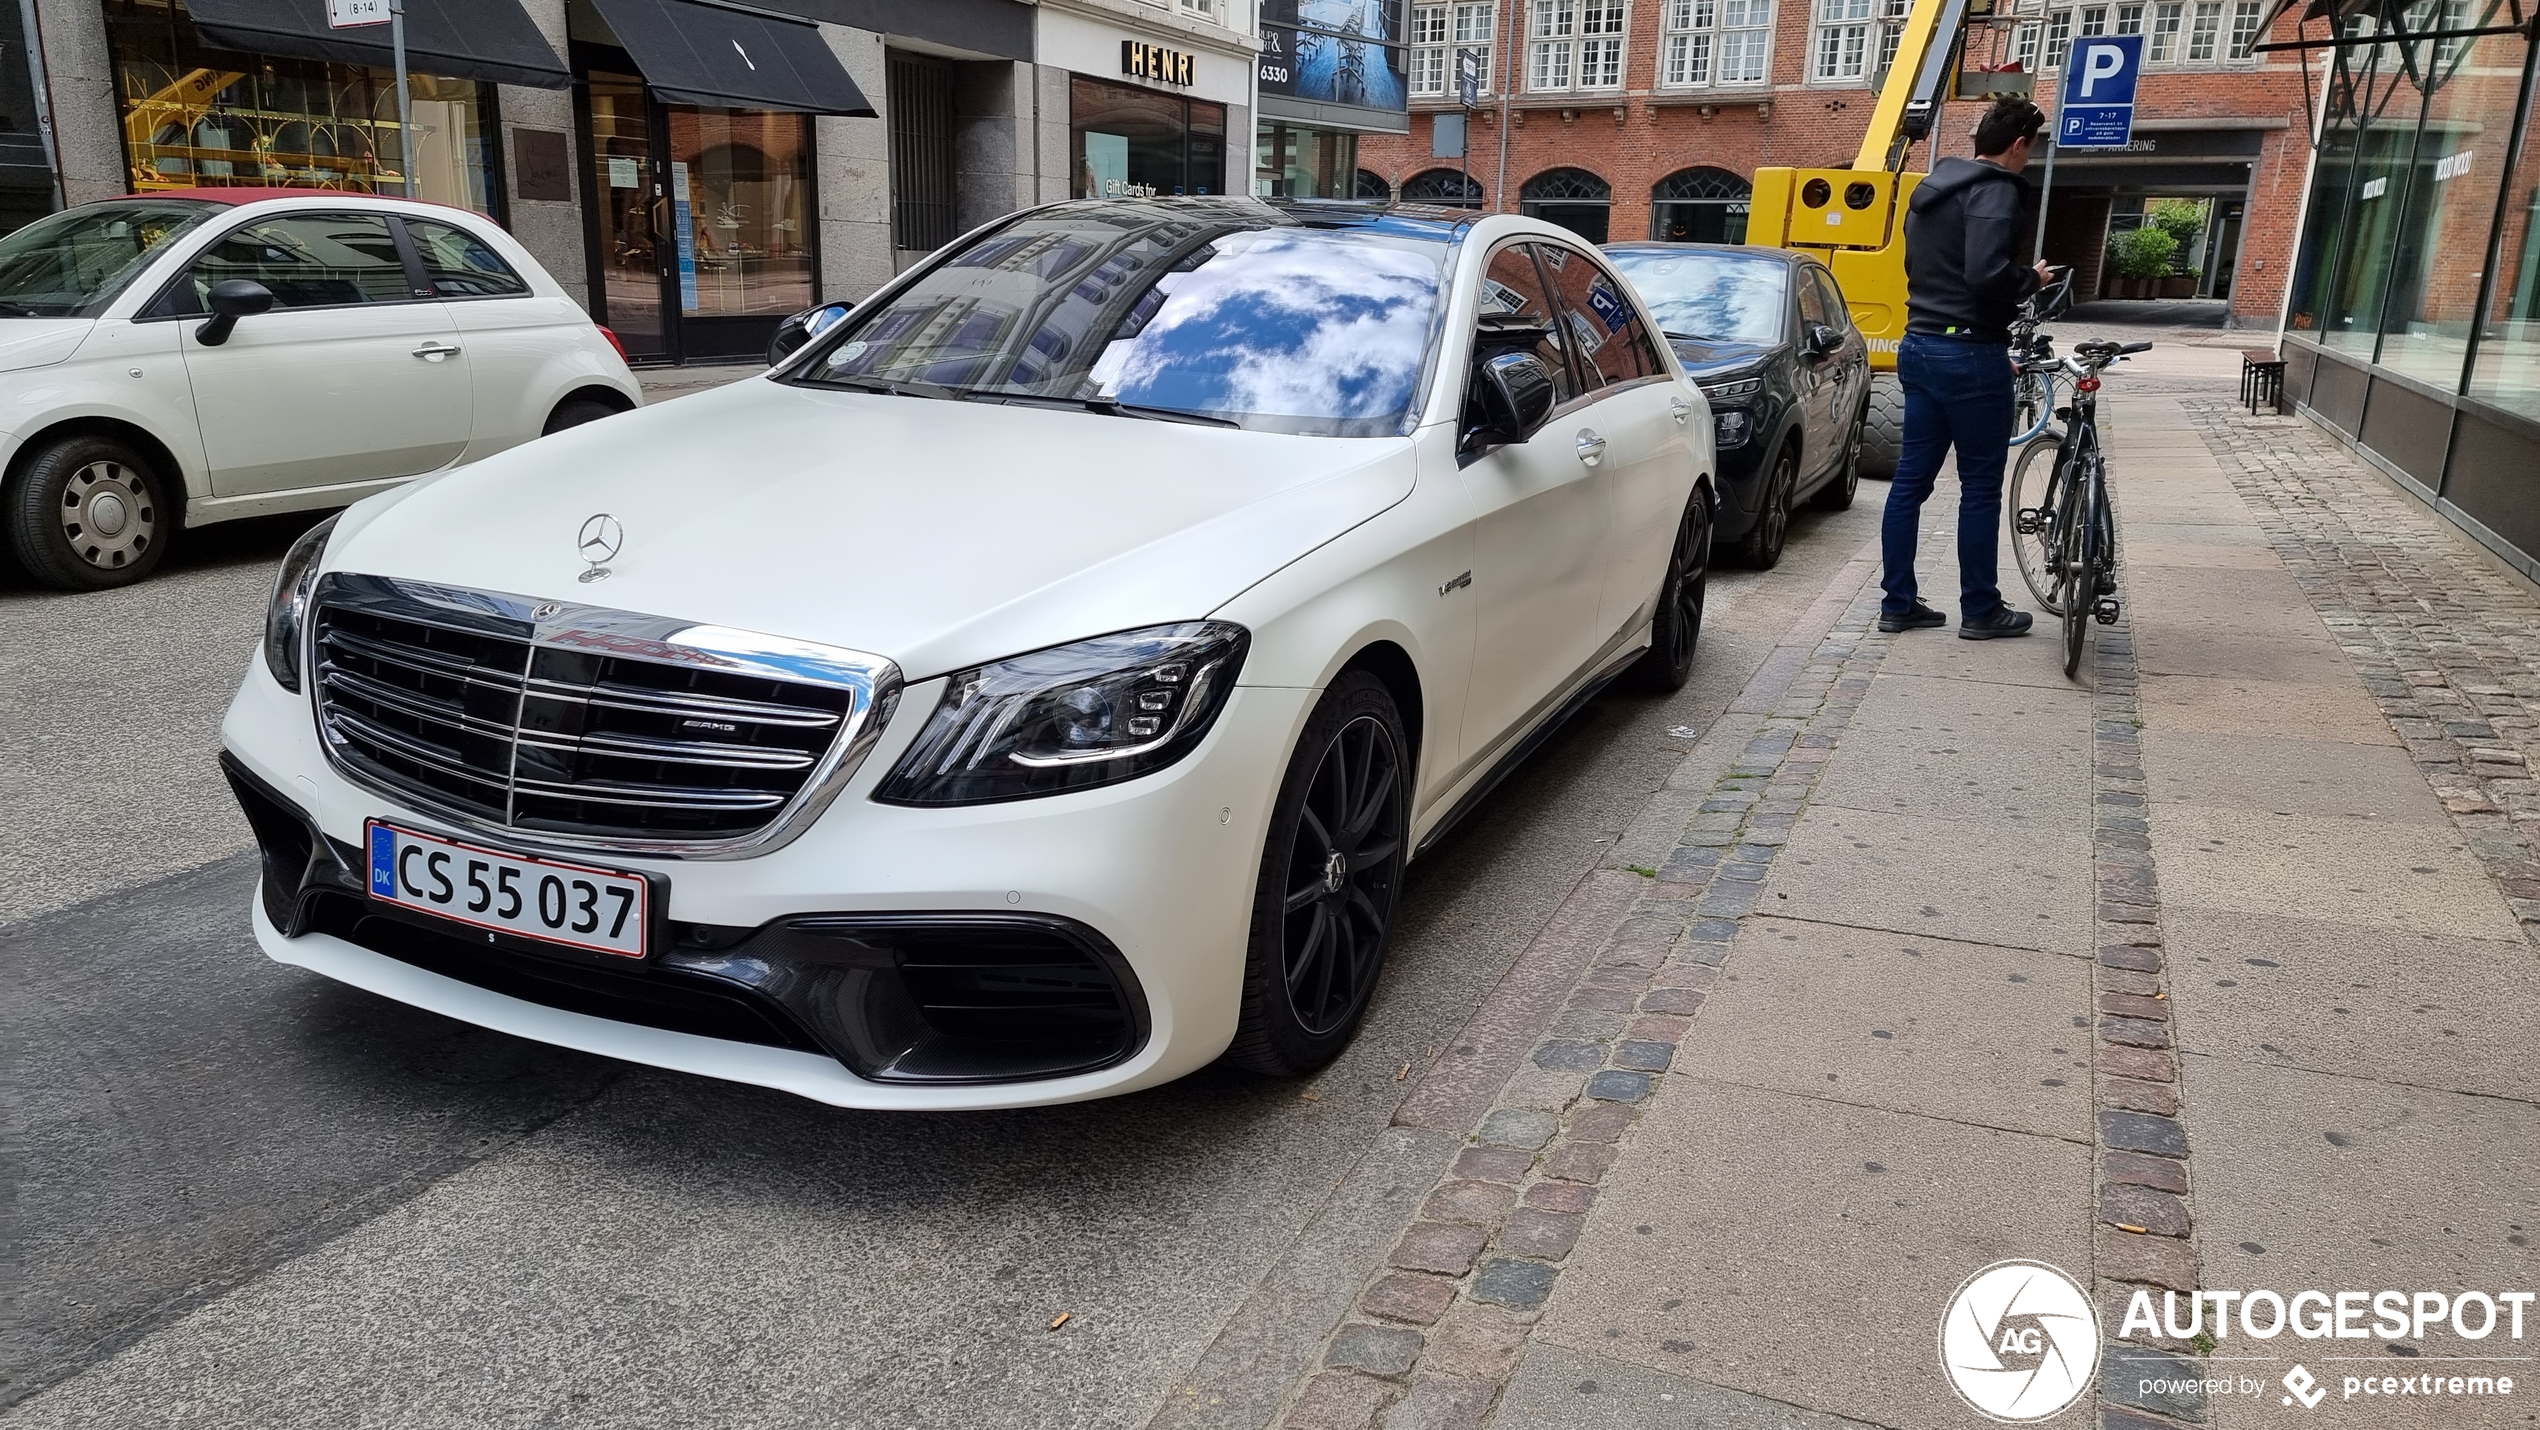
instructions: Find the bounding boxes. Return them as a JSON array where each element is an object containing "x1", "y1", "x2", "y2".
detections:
[{"x1": 219, "y1": 197, "x2": 1717, "y2": 1110}]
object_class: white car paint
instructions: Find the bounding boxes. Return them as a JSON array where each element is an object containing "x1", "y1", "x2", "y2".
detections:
[
  {"x1": 0, "y1": 192, "x2": 639, "y2": 548},
  {"x1": 220, "y1": 206, "x2": 1716, "y2": 1109}
]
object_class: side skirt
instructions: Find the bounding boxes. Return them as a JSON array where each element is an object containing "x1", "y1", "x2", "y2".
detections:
[{"x1": 1410, "y1": 634, "x2": 1651, "y2": 861}]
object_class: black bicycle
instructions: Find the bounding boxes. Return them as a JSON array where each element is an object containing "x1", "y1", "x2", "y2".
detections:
[{"x1": 2009, "y1": 337, "x2": 2152, "y2": 679}]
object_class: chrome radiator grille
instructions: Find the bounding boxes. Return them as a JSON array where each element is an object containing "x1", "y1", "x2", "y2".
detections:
[{"x1": 309, "y1": 575, "x2": 898, "y2": 856}]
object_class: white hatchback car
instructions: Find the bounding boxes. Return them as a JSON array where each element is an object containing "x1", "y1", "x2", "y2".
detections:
[
  {"x1": 0, "y1": 190, "x2": 640, "y2": 588},
  {"x1": 219, "y1": 198, "x2": 1716, "y2": 1110}
]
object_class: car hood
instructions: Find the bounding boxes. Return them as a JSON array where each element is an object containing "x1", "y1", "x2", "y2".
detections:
[
  {"x1": 0, "y1": 319, "x2": 96, "y2": 375},
  {"x1": 1667, "y1": 337, "x2": 1781, "y2": 384},
  {"x1": 327, "y1": 378, "x2": 1417, "y2": 680}
]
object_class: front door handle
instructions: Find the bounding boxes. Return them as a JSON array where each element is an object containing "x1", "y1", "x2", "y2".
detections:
[
  {"x1": 413, "y1": 341, "x2": 462, "y2": 361},
  {"x1": 1669, "y1": 397, "x2": 1693, "y2": 426},
  {"x1": 1575, "y1": 429, "x2": 1607, "y2": 467}
]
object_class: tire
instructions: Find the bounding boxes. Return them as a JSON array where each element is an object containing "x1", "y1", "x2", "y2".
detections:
[
  {"x1": 1735, "y1": 442, "x2": 1797, "y2": 570},
  {"x1": 1625, "y1": 487, "x2": 1713, "y2": 693},
  {"x1": 543, "y1": 396, "x2": 622, "y2": 435},
  {"x1": 2059, "y1": 461, "x2": 2100, "y2": 681},
  {"x1": 5, "y1": 433, "x2": 173, "y2": 590},
  {"x1": 1227, "y1": 670, "x2": 1411, "y2": 1077},
  {"x1": 1856, "y1": 374, "x2": 1903, "y2": 480},
  {"x1": 1814, "y1": 401, "x2": 1864, "y2": 511},
  {"x1": 2009, "y1": 430, "x2": 2066, "y2": 615}
]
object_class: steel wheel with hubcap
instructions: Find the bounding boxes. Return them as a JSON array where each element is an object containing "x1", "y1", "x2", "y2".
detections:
[
  {"x1": 1229, "y1": 671, "x2": 1409, "y2": 1075},
  {"x1": 1626, "y1": 487, "x2": 1712, "y2": 692},
  {"x1": 7, "y1": 433, "x2": 172, "y2": 590},
  {"x1": 1737, "y1": 443, "x2": 1796, "y2": 569}
]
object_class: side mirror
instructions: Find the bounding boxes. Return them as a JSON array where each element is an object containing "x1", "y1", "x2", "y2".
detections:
[
  {"x1": 194, "y1": 279, "x2": 274, "y2": 347},
  {"x1": 769, "y1": 301, "x2": 852, "y2": 366},
  {"x1": 1802, "y1": 323, "x2": 1841, "y2": 360},
  {"x1": 1473, "y1": 352, "x2": 1556, "y2": 447}
]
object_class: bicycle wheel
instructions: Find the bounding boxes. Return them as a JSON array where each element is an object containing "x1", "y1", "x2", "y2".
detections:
[
  {"x1": 2009, "y1": 430, "x2": 2065, "y2": 614},
  {"x1": 2061, "y1": 457, "x2": 2100, "y2": 680},
  {"x1": 2014, "y1": 372, "x2": 2045, "y2": 439}
]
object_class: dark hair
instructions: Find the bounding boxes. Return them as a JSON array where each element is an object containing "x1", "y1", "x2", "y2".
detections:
[{"x1": 1971, "y1": 99, "x2": 2045, "y2": 157}]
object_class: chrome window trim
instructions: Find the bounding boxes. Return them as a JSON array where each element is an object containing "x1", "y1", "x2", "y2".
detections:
[{"x1": 308, "y1": 573, "x2": 902, "y2": 862}]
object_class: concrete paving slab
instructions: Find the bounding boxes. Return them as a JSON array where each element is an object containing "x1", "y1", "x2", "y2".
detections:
[
  {"x1": 1872, "y1": 632, "x2": 2084, "y2": 691},
  {"x1": 2126, "y1": 566, "x2": 2328, "y2": 622},
  {"x1": 2163, "y1": 908, "x2": 2540, "y2": 1102},
  {"x1": 2141, "y1": 729, "x2": 2448, "y2": 823},
  {"x1": 2151, "y1": 805, "x2": 2521, "y2": 940},
  {"x1": 1845, "y1": 672, "x2": 2097, "y2": 732},
  {"x1": 1812, "y1": 719, "x2": 2091, "y2": 828},
  {"x1": 2139, "y1": 674, "x2": 2400, "y2": 745},
  {"x1": 1537, "y1": 1081, "x2": 2091, "y2": 1430},
  {"x1": 2133, "y1": 631, "x2": 2362, "y2": 684},
  {"x1": 1766, "y1": 805, "x2": 2094, "y2": 955},
  {"x1": 1496, "y1": 1343, "x2": 1885, "y2": 1430},
  {"x1": 2125, "y1": 541, "x2": 2289, "y2": 570},
  {"x1": 2179, "y1": 1055, "x2": 2538, "y2": 1429},
  {"x1": 2124, "y1": 522, "x2": 2274, "y2": 547},
  {"x1": 1674, "y1": 916, "x2": 2092, "y2": 1138}
]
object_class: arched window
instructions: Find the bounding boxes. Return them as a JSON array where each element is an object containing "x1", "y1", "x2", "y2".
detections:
[
  {"x1": 1650, "y1": 166, "x2": 1754, "y2": 243},
  {"x1": 1355, "y1": 168, "x2": 1394, "y2": 202},
  {"x1": 1400, "y1": 167, "x2": 1486, "y2": 208},
  {"x1": 1520, "y1": 167, "x2": 1612, "y2": 243}
]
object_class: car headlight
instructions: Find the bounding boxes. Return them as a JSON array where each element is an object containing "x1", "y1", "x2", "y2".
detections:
[
  {"x1": 875, "y1": 622, "x2": 1249, "y2": 806},
  {"x1": 1699, "y1": 376, "x2": 1764, "y2": 402},
  {"x1": 263, "y1": 514, "x2": 338, "y2": 693}
]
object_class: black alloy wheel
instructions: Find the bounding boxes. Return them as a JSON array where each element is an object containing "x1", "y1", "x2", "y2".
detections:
[
  {"x1": 1815, "y1": 403, "x2": 1864, "y2": 511},
  {"x1": 1737, "y1": 443, "x2": 1797, "y2": 569},
  {"x1": 1627, "y1": 488, "x2": 1712, "y2": 692},
  {"x1": 1229, "y1": 671, "x2": 1410, "y2": 1075}
]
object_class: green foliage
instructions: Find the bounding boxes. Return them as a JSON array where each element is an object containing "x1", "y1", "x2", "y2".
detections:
[
  {"x1": 2146, "y1": 197, "x2": 2208, "y2": 248},
  {"x1": 2108, "y1": 225, "x2": 2180, "y2": 280}
]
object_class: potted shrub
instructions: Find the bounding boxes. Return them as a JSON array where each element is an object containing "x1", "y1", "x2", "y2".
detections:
[{"x1": 2108, "y1": 226, "x2": 2180, "y2": 299}]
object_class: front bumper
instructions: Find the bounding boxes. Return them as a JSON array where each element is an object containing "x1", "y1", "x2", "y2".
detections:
[{"x1": 220, "y1": 651, "x2": 1312, "y2": 1110}]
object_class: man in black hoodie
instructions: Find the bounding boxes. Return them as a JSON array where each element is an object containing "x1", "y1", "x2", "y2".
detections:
[{"x1": 1879, "y1": 99, "x2": 2054, "y2": 639}]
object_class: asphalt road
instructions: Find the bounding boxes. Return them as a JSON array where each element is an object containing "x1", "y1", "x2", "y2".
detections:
[{"x1": 2, "y1": 482, "x2": 1879, "y2": 1426}]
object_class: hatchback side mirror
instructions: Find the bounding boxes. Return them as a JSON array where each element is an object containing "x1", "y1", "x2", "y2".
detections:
[
  {"x1": 1802, "y1": 323, "x2": 1841, "y2": 360},
  {"x1": 769, "y1": 301, "x2": 852, "y2": 366},
  {"x1": 1473, "y1": 352, "x2": 1557, "y2": 447},
  {"x1": 195, "y1": 279, "x2": 275, "y2": 347}
]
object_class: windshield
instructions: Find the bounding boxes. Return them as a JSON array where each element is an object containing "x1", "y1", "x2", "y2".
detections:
[
  {"x1": 1603, "y1": 251, "x2": 1787, "y2": 347},
  {"x1": 0, "y1": 202, "x2": 215, "y2": 317},
  {"x1": 793, "y1": 201, "x2": 1452, "y2": 437}
]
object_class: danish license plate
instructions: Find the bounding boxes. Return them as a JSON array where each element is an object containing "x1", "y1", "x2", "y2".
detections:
[{"x1": 366, "y1": 820, "x2": 649, "y2": 958}]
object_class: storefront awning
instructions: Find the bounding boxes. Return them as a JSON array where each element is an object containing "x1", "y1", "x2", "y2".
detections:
[
  {"x1": 184, "y1": 0, "x2": 572, "y2": 89},
  {"x1": 588, "y1": 0, "x2": 876, "y2": 115}
]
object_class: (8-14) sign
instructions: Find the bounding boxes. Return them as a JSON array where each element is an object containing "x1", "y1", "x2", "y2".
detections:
[
  {"x1": 326, "y1": 0, "x2": 389, "y2": 25},
  {"x1": 2056, "y1": 35, "x2": 2143, "y2": 148}
]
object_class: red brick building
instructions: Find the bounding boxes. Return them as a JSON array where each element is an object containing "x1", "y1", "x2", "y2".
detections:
[{"x1": 1364, "y1": 0, "x2": 2324, "y2": 326}]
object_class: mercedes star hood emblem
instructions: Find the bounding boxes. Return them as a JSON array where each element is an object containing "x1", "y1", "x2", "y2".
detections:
[{"x1": 577, "y1": 513, "x2": 622, "y2": 583}]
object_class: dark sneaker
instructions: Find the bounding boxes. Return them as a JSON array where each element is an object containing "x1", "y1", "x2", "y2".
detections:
[
  {"x1": 1877, "y1": 602, "x2": 1948, "y2": 633},
  {"x1": 1958, "y1": 606, "x2": 2036, "y2": 640}
]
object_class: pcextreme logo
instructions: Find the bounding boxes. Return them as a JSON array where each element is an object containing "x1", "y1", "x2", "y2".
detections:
[{"x1": 1939, "y1": 1261, "x2": 2101, "y2": 1422}]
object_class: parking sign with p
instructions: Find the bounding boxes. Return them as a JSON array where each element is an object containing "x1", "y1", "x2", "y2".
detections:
[{"x1": 2056, "y1": 35, "x2": 2143, "y2": 148}]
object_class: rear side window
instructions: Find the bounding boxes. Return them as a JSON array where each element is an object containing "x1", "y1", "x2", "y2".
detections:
[
  {"x1": 405, "y1": 218, "x2": 529, "y2": 299},
  {"x1": 176, "y1": 213, "x2": 410, "y2": 310},
  {"x1": 1475, "y1": 243, "x2": 1575, "y2": 405},
  {"x1": 1539, "y1": 243, "x2": 1659, "y2": 387}
]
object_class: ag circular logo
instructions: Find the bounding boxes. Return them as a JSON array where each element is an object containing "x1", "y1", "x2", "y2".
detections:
[{"x1": 1939, "y1": 1260, "x2": 2100, "y2": 1422}]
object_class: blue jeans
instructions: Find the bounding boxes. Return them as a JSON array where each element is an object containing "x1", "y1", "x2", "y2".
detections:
[{"x1": 1882, "y1": 332, "x2": 2015, "y2": 620}]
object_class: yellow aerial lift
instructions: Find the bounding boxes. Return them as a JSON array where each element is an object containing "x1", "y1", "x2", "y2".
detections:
[{"x1": 1746, "y1": 0, "x2": 2030, "y2": 474}]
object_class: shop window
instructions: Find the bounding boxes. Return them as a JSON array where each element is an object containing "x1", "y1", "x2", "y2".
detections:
[
  {"x1": 1651, "y1": 166, "x2": 1751, "y2": 241},
  {"x1": 1402, "y1": 167, "x2": 1487, "y2": 206},
  {"x1": 1521, "y1": 166, "x2": 1612, "y2": 243},
  {"x1": 2469, "y1": 50, "x2": 2540, "y2": 405},
  {"x1": 673, "y1": 111, "x2": 813, "y2": 320},
  {"x1": 1356, "y1": 168, "x2": 1395, "y2": 201},
  {"x1": 2374, "y1": 24, "x2": 2522, "y2": 387},
  {"x1": 1073, "y1": 77, "x2": 1225, "y2": 198},
  {"x1": 1256, "y1": 122, "x2": 1358, "y2": 200},
  {"x1": 1663, "y1": 0, "x2": 1774, "y2": 86},
  {"x1": 105, "y1": 0, "x2": 495, "y2": 214}
]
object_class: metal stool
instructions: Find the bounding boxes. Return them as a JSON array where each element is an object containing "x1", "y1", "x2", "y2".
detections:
[{"x1": 2241, "y1": 349, "x2": 2286, "y2": 415}]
